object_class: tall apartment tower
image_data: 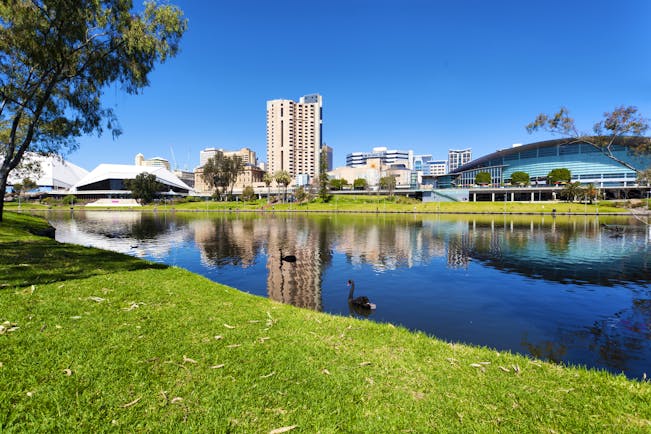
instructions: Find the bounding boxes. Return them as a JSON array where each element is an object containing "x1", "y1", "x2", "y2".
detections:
[
  {"x1": 266, "y1": 94, "x2": 323, "y2": 181},
  {"x1": 448, "y1": 148, "x2": 472, "y2": 173}
]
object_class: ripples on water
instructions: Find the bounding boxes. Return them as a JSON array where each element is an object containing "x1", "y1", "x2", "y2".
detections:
[{"x1": 44, "y1": 211, "x2": 651, "y2": 379}]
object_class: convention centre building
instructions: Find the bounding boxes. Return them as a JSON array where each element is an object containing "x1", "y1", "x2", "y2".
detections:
[{"x1": 447, "y1": 137, "x2": 650, "y2": 189}]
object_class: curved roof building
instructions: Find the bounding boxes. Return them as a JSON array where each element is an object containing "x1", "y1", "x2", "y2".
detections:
[
  {"x1": 451, "y1": 137, "x2": 651, "y2": 188},
  {"x1": 7, "y1": 153, "x2": 88, "y2": 191},
  {"x1": 71, "y1": 164, "x2": 192, "y2": 194}
]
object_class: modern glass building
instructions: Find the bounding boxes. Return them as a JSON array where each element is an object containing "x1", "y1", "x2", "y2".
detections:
[{"x1": 451, "y1": 138, "x2": 651, "y2": 188}]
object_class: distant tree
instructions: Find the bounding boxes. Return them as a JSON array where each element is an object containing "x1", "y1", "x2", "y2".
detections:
[
  {"x1": 318, "y1": 147, "x2": 332, "y2": 202},
  {"x1": 526, "y1": 106, "x2": 651, "y2": 174},
  {"x1": 274, "y1": 170, "x2": 291, "y2": 202},
  {"x1": 475, "y1": 172, "x2": 492, "y2": 185},
  {"x1": 560, "y1": 181, "x2": 582, "y2": 202},
  {"x1": 353, "y1": 178, "x2": 368, "y2": 190},
  {"x1": 126, "y1": 172, "x2": 165, "y2": 204},
  {"x1": 262, "y1": 172, "x2": 273, "y2": 203},
  {"x1": 202, "y1": 155, "x2": 244, "y2": 200},
  {"x1": 637, "y1": 169, "x2": 651, "y2": 186},
  {"x1": 379, "y1": 175, "x2": 396, "y2": 196},
  {"x1": 295, "y1": 186, "x2": 309, "y2": 202},
  {"x1": 329, "y1": 178, "x2": 348, "y2": 191},
  {"x1": 547, "y1": 168, "x2": 571, "y2": 185},
  {"x1": 582, "y1": 183, "x2": 599, "y2": 204},
  {"x1": 62, "y1": 194, "x2": 77, "y2": 205},
  {"x1": 0, "y1": 1, "x2": 187, "y2": 221},
  {"x1": 510, "y1": 171, "x2": 530, "y2": 186},
  {"x1": 241, "y1": 186, "x2": 256, "y2": 202}
]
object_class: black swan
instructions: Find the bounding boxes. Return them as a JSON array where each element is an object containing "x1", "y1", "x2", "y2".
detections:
[
  {"x1": 347, "y1": 279, "x2": 376, "y2": 310},
  {"x1": 280, "y1": 249, "x2": 297, "y2": 263}
]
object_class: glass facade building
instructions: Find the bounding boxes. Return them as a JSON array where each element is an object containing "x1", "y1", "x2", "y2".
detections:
[{"x1": 451, "y1": 138, "x2": 651, "y2": 188}]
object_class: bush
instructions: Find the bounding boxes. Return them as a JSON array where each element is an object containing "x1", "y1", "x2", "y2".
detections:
[{"x1": 62, "y1": 195, "x2": 77, "y2": 205}]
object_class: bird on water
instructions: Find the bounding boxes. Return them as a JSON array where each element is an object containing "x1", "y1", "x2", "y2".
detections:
[
  {"x1": 280, "y1": 249, "x2": 296, "y2": 263},
  {"x1": 347, "y1": 279, "x2": 376, "y2": 310}
]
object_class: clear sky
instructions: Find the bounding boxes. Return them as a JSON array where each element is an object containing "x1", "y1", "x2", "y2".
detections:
[{"x1": 70, "y1": 0, "x2": 651, "y2": 172}]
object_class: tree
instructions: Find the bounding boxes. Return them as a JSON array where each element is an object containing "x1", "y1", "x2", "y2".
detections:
[
  {"x1": 379, "y1": 175, "x2": 396, "y2": 196},
  {"x1": 318, "y1": 147, "x2": 331, "y2": 202},
  {"x1": 511, "y1": 171, "x2": 530, "y2": 186},
  {"x1": 0, "y1": 0, "x2": 187, "y2": 221},
  {"x1": 262, "y1": 172, "x2": 273, "y2": 203},
  {"x1": 241, "y1": 185, "x2": 255, "y2": 202},
  {"x1": 526, "y1": 106, "x2": 651, "y2": 174},
  {"x1": 202, "y1": 155, "x2": 244, "y2": 200},
  {"x1": 329, "y1": 178, "x2": 348, "y2": 191},
  {"x1": 547, "y1": 168, "x2": 571, "y2": 185},
  {"x1": 125, "y1": 172, "x2": 164, "y2": 204},
  {"x1": 353, "y1": 178, "x2": 368, "y2": 190},
  {"x1": 475, "y1": 171, "x2": 491, "y2": 185},
  {"x1": 294, "y1": 186, "x2": 308, "y2": 202},
  {"x1": 274, "y1": 170, "x2": 291, "y2": 202},
  {"x1": 560, "y1": 181, "x2": 582, "y2": 203},
  {"x1": 583, "y1": 183, "x2": 599, "y2": 204}
]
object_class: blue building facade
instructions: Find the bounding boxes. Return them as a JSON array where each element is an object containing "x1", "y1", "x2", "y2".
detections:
[{"x1": 451, "y1": 138, "x2": 651, "y2": 188}]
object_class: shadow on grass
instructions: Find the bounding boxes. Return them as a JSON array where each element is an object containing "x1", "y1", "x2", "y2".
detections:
[{"x1": 0, "y1": 239, "x2": 167, "y2": 288}]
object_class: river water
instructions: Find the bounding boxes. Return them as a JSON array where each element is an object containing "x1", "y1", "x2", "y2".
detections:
[{"x1": 42, "y1": 210, "x2": 651, "y2": 379}]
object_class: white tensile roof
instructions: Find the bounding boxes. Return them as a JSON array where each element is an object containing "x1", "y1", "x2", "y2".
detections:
[
  {"x1": 71, "y1": 164, "x2": 192, "y2": 192},
  {"x1": 7, "y1": 153, "x2": 89, "y2": 189}
]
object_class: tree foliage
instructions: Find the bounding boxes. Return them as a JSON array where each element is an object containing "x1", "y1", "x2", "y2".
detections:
[
  {"x1": 379, "y1": 175, "x2": 396, "y2": 195},
  {"x1": 353, "y1": 178, "x2": 368, "y2": 190},
  {"x1": 125, "y1": 172, "x2": 164, "y2": 204},
  {"x1": 202, "y1": 155, "x2": 244, "y2": 200},
  {"x1": 560, "y1": 181, "x2": 582, "y2": 203},
  {"x1": 582, "y1": 183, "x2": 599, "y2": 204},
  {"x1": 262, "y1": 172, "x2": 273, "y2": 202},
  {"x1": 475, "y1": 171, "x2": 491, "y2": 185},
  {"x1": 526, "y1": 106, "x2": 650, "y2": 174},
  {"x1": 241, "y1": 185, "x2": 255, "y2": 202},
  {"x1": 0, "y1": 0, "x2": 187, "y2": 220},
  {"x1": 318, "y1": 147, "x2": 331, "y2": 202},
  {"x1": 547, "y1": 168, "x2": 571, "y2": 185},
  {"x1": 274, "y1": 170, "x2": 291, "y2": 202},
  {"x1": 329, "y1": 178, "x2": 348, "y2": 191},
  {"x1": 510, "y1": 171, "x2": 530, "y2": 186}
]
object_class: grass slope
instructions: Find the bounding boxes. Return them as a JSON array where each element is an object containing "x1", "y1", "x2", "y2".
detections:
[{"x1": 1, "y1": 212, "x2": 650, "y2": 432}]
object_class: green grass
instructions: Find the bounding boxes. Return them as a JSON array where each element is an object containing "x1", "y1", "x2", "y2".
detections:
[
  {"x1": 1, "y1": 212, "x2": 650, "y2": 432},
  {"x1": 6, "y1": 195, "x2": 629, "y2": 214}
]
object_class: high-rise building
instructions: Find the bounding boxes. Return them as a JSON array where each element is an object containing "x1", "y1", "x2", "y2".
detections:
[
  {"x1": 448, "y1": 149, "x2": 472, "y2": 173},
  {"x1": 266, "y1": 94, "x2": 323, "y2": 182}
]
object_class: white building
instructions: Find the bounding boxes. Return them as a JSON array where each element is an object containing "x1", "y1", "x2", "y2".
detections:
[
  {"x1": 266, "y1": 94, "x2": 323, "y2": 182},
  {"x1": 71, "y1": 164, "x2": 192, "y2": 195},
  {"x1": 448, "y1": 149, "x2": 472, "y2": 172},
  {"x1": 135, "y1": 153, "x2": 171, "y2": 171},
  {"x1": 7, "y1": 153, "x2": 88, "y2": 192},
  {"x1": 346, "y1": 147, "x2": 412, "y2": 169}
]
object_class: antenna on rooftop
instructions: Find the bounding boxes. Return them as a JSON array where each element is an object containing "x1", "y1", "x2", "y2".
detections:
[{"x1": 170, "y1": 145, "x2": 178, "y2": 171}]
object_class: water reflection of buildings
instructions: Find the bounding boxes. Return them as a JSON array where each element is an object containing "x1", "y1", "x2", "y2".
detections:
[
  {"x1": 266, "y1": 217, "x2": 331, "y2": 310},
  {"x1": 334, "y1": 219, "x2": 446, "y2": 271},
  {"x1": 52, "y1": 211, "x2": 191, "y2": 259}
]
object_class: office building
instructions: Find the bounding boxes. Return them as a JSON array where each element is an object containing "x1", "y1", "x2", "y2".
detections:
[
  {"x1": 448, "y1": 149, "x2": 472, "y2": 173},
  {"x1": 346, "y1": 147, "x2": 412, "y2": 168},
  {"x1": 266, "y1": 94, "x2": 323, "y2": 182},
  {"x1": 135, "y1": 153, "x2": 171, "y2": 171}
]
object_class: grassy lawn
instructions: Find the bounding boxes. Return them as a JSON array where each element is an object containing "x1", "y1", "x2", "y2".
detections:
[
  {"x1": 5, "y1": 195, "x2": 632, "y2": 214},
  {"x1": 1, "y1": 212, "x2": 650, "y2": 432}
]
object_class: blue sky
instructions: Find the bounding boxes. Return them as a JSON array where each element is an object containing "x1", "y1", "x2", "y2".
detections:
[{"x1": 70, "y1": 0, "x2": 651, "y2": 171}]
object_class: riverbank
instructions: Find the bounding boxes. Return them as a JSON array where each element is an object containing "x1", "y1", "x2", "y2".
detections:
[
  {"x1": 1, "y1": 212, "x2": 650, "y2": 432},
  {"x1": 5, "y1": 195, "x2": 645, "y2": 215}
]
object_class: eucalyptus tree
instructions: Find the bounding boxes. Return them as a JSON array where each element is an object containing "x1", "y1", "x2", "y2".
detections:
[
  {"x1": 379, "y1": 175, "x2": 396, "y2": 196},
  {"x1": 0, "y1": 0, "x2": 187, "y2": 221},
  {"x1": 526, "y1": 106, "x2": 650, "y2": 174},
  {"x1": 202, "y1": 155, "x2": 244, "y2": 200},
  {"x1": 547, "y1": 168, "x2": 571, "y2": 186}
]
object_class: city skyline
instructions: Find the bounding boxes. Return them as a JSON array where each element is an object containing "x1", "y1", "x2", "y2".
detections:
[{"x1": 67, "y1": 1, "x2": 650, "y2": 173}]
